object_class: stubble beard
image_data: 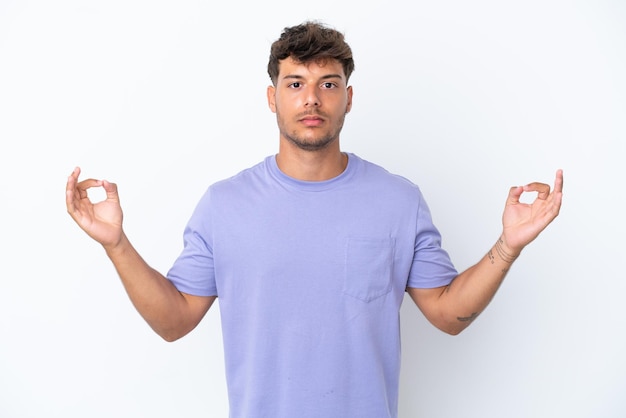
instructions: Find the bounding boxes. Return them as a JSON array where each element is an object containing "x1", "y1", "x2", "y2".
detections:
[{"x1": 277, "y1": 110, "x2": 346, "y2": 152}]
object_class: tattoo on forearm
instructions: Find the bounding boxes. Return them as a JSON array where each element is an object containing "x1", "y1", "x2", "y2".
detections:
[
  {"x1": 494, "y1": 236, "x2": 518, "y2": 264},
  {"x1": 488, "y1": 249, "x2": 495, "y2": 264},
  {"x1": 457, "y1": 312, "x2": 479, "y2": 322}
]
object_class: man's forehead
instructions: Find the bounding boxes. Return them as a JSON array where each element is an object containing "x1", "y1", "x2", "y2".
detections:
[{"x1": 277, "y1": 57, "x2": 345, "y2": 80}]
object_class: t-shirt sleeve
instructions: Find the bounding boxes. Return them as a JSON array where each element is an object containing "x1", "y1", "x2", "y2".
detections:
[
  {"x1": 166, "y1": 188, "x2": 218, "y2": 297},
  {"x1": 407, "y1": 193, "x2": 458, "y2": 289}
]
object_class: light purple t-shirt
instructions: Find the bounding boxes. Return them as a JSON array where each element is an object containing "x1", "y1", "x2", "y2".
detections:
[{"x1": 167, "y1": 153, "x2": 457, "y2": 418}]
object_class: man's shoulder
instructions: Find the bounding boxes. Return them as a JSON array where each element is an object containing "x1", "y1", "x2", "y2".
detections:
[
  {"x1": 353, "y1": 154, "x2": 421, "y2": 191},
  {"x1": 210, "y1": 156, "x2": 272, "y2": 190}
]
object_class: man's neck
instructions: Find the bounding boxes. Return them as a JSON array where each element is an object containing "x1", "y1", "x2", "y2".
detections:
[{"x1": 275, "y1": 141, "x2": 348, "y2": 181}]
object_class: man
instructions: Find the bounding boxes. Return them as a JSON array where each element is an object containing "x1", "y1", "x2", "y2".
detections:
[{"x1": 66, "y1": 21, "x2": 563, "y2": 418}]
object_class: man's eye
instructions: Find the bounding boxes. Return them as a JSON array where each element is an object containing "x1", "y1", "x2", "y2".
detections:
[
  {"x1": 290, "y1": 82, "x2": 301, "y2": 88},
  {"x1": 322, "y1": 82, "x2": 335, "y2": 89}
]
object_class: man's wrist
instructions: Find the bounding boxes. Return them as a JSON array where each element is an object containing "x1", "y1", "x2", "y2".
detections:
[{"x1": 494, "y1": 235, "x2": 520, "y2": 263}]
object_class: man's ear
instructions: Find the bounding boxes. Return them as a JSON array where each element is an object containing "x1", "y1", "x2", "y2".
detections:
[
  {"x1": 267, "y1": 85, "x2": 277, "y2": 113},
  {"x1": 345, "y1": 85, "x2": 353, "y2": 114}
]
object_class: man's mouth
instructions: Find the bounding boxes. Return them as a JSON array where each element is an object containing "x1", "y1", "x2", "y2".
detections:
[{"x1": 299, "y1": 115, "x2": 324, "y2": 126}]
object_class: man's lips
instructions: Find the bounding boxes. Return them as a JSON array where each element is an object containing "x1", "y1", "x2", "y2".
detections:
[{"x1": 299, "y1": 116, "x2": 324, "y2": 127}]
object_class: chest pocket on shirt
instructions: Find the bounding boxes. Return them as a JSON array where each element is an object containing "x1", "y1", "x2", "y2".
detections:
[{"x1": 343, "y1": 237, "x2": 395, "y2": 302}]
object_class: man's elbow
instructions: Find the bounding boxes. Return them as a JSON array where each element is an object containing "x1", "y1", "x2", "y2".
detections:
[
  {"x1": 152, "y1": 324, "x2": 192, "y2": 342},
  {"x1": 431, "y1": 314, "x2": 475, "y2": 336},
  {"x1": 160, "y1": 332, "x2": 185, "y2": 343},
  {"x1": 439, "y1": 324, "x2": 466, "y2": 336}
]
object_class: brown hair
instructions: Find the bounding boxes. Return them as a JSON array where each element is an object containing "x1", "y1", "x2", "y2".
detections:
[{"x1": 267, "y1": 21, "x2": 355, "y2": 85}]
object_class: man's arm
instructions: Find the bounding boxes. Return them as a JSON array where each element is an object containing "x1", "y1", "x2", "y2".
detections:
[
  {"x1": 409, "y1": 170, "x2": 564, "y2": 335},
  {"x1": 66, "y1": 167, "x2": 214, "y2": 341}
]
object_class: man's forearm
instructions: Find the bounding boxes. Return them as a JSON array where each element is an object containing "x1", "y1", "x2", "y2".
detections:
[
  {"x1": 441, "y1": 236, "x2": 520, "y2": 333},
  {"x1": 104, "y1": 233, "x2": 204, "y2": 341}
]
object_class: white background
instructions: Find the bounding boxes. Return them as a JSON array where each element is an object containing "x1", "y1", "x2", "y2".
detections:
[{"x1": 1, "y1": 1, "x2": 624, "y2": 417}]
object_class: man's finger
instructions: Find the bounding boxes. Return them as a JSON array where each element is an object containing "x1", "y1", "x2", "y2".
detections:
[
  {"x1": 524, "y1": 182, "x2": 551, "y2": 200},
  {"x1": 554, "y1": 169, "x2": 564, "y2": 194},
  {"x1": 102, "y1": 180, "x2": 120, "y2": 202},
  {"x1": 507, "y1": 185, "x2": 524, "y2": 204}
]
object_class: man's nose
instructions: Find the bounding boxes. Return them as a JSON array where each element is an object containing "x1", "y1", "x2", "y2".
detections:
[{"x1": 304, "y1": 86, "x2": 320, "y2": 107}]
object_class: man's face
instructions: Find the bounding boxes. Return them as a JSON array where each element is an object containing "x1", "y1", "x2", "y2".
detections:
[{"x1": 267, "y1": 57, "x2": 353, "y2": 152}]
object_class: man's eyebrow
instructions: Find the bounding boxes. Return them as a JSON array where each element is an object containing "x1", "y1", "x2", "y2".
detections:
[
  {"x1": 320, "y1": 74, "x2": 343, "y2": 80},
  {"x1": 281, "y1": 74, "x2": 344, "y2": 81}
]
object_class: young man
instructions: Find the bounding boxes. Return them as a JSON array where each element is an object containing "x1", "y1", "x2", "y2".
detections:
[{"x1": 66, "y1": 21, "x2": 563, "y2": 418}]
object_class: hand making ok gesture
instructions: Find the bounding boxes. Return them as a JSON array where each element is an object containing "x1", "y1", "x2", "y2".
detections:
[
  {"x1": 66, "y1": 167, "x2": 125, "y2": 250},
  {"x1": 500, "y1": 169, "x2": 564, "y2": 255}
]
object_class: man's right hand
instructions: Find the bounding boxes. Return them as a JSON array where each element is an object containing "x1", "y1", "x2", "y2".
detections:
[{"x1": 66, "y1": 167, "x2": 124, "y2": 250}]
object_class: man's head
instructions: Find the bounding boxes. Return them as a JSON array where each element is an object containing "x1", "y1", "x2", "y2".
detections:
[
  {"x1": 266, "y1": 21, "x2": 354, "y2": 155},
  {"x1": 267, "y1": 21, "x2": 355, "y2": 86}
]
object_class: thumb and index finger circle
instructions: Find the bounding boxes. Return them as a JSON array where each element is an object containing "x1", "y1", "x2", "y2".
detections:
[{"x1": 524, "y1": 182, "x2": 551, "y2": 200}]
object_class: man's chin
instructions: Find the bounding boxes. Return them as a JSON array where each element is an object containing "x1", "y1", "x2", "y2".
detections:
[{"x1": 286, "y1": 136, "x2": 336, "y2": 152}]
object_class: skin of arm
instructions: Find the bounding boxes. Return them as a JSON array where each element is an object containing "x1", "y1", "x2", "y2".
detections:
[
  {"x1": 66, "y1": 167, "x2": 214, "y2": 342},
  {"x1": 409, "y1": 169, "x2": 564, "y2": 335}
]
